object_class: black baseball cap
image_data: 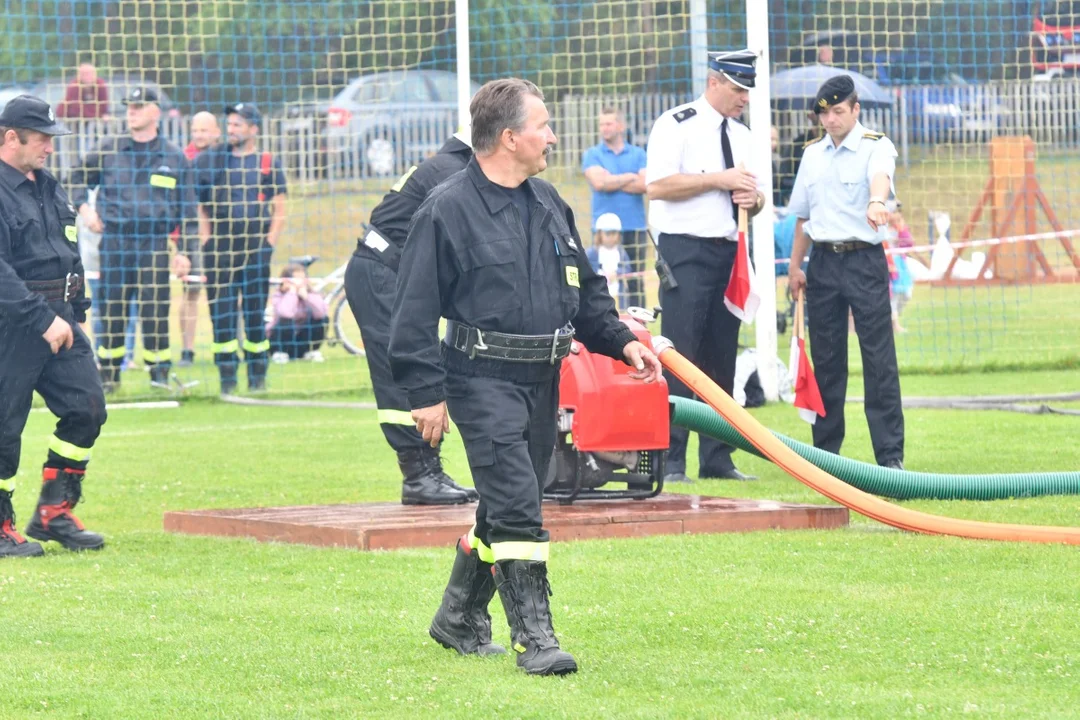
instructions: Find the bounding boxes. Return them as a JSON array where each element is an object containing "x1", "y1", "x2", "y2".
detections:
[
  {"x1": 0, "y1": 95, "x2": 71, "y2": 136},
  {"x1": 122, "y1": 86, "x2": 160, "y2": 106},
  {"x1": 225, "y1": 102, "x2": 262, "y2": 126}
]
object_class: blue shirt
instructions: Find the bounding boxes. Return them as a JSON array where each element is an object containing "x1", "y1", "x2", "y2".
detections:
[
  {"x1": 788, "y1": 121, "x2": 897, "y2": 244},
  {"x1": 582, "y1": 142, "x2": 647, "y2": 230}
]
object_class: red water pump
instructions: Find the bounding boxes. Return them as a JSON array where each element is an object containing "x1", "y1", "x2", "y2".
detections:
[{"x1": 544, "y1": 308, "x2": 670, "y2": 503}]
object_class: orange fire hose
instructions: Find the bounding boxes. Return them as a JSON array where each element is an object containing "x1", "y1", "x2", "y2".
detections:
[{"x1": 656, "y1": 342, "x2": 1080, "y2": 545}]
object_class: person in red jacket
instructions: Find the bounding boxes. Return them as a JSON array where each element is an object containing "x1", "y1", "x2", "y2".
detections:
[{"x1": 56, "y1": 64, "x2": 109, "y2": 121}]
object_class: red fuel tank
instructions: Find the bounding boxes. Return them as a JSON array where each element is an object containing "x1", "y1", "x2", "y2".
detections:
[{"x1": 559, "y1": 316, "x2": 669, "y2": 452}]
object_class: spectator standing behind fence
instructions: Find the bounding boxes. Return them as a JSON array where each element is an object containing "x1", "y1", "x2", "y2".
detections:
[
  {"x1": 56, "y1": 63, "x2": 109, "y2": 122},
  {"x1": 267, "y1": 264, "x2": 327, "y2": 363},
  {"x1": 195, "y1": 103, "x2": 287, "y2": 395},
  {"x1": 71, "y1": 87, "x2": 198, "y2": 394},
  {"x1": 173, "y1": 111, "x2": 220, "y2": 367},
  {"x1": 582, "y1": 106, "x2": 648, "y2": 308},
  {"x1": 586, "y1": 212, "x2": 632, "y2": 308}
]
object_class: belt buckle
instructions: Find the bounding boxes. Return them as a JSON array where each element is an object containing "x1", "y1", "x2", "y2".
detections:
[
  {"x1": 63, "y1": 272, "x2": 77, "y2": 302},
  {"x1": 468, "y1": 328, "x2": 488, "y2": 360},
  {"x1": 831, "y1": 243, "x2": 845, "y2": 254}
]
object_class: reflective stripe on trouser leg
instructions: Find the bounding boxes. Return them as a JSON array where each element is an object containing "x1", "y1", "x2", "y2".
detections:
[
  {"x1": 462, "y1": 525, "x2": 495, "y2": 564},
  {"x1": 97, "y1": 345, "x2": 127, "y2": 361},
  {"x1": 377, "y1": 409, "x2": 414, "y2": 426},
  {"x1": 48, "y1": 434, "x2": 91, "y2": 463},
  {"x1": 142, "y1": 348, "x2": 173, "y2": 364},
  {"x1": 491, "y1": 541, "x2": 549, "y2": 563},
  {"x1": 243, "y1": 339, "x2": 270, "y2": 354},
  {"x1": 0, "y1": 478, "x2": 14, "y2": 493}
]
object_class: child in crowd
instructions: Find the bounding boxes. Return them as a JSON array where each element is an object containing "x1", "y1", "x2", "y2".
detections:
[
  {"x1": 267, "y1": 264, "x2": 329, "y2": 363},
  {"x1": 885, "y1": 200, "x2": 915, "y2": 333},
  {"x1": 585, "y1": 212, "x2": 632, "y2": 309}
]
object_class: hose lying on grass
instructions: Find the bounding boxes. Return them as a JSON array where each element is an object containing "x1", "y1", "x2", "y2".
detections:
[
  {"x1": 670, "y1": 396, "x2": 1080, "y2": 501},
  {"x1": 654, "y1": 339, "x2": 1080, "y2": 545}
]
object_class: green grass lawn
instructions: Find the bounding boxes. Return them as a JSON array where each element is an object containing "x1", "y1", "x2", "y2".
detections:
[{"x1": 8, "y1": 368, "x2": 1080, "y2": 718}]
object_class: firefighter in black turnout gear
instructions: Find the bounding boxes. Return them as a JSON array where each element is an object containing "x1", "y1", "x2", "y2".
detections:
[
  {"x1": 0, "y1": 96, "x2": 107, "y2": 557},
  {"x1": 196, "y1": 103, "x2": 287, "y2": 394},
  {"x1": 71, "y1": 86, "x2": 198, "y2": 392},
  {"x1": 344, "y1": 133, "x2": 478, "y2": 506},
  {"x1": 389, "y1": 79, "x2": 663, "y2": 675}
]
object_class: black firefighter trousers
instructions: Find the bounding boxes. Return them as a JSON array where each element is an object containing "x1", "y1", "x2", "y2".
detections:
[{"x1": 0, "y1": 304, "x2": 108, "y2": 490}]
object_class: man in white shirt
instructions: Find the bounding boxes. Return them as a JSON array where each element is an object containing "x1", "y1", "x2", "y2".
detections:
[{"x1": 645, "y1": 49, "x2": 768, "y2": 483}]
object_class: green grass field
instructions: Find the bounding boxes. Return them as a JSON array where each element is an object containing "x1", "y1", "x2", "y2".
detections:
[{"x1": 7, "y1": 368, "x2": 1080, "y2": 718}]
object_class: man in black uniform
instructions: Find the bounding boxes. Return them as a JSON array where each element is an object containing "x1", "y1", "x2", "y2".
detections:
[
  {"x1": 344, "y1": 133, "x2": 478, "y2": 506},
  {"x1": 389, "y1": 78, "x2": 663, "y2": 675},
  {"x1": 71, "y1": 86, "x2": 198, "y2": 392},
  {"x1": 0, "y1": 96, "x2": 107, "y2": 557},
  {"x1": 196, "y1": 103, "x2": 287, "y2": 394}
]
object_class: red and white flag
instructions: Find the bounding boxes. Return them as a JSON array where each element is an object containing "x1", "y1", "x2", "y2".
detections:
[
  {"x1": 789, "y1": 335, "x2": 826, "y2": 424},
  {"x1": 723, "y1": 210, "x2": 760, "y2": 324}
]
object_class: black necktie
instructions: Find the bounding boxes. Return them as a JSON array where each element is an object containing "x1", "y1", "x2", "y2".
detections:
[{"x1": 720, "y1": 118, "x2": 738, "y2": 224}]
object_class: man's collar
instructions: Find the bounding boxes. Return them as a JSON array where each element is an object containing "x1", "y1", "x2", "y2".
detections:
[
  {"x1": 694, "y1": 95, "x2": 726, "y2": 129},
  {"x1": 467, "y1": 157, "x2": 529, "y2": 215},
  {"x1": 827, "y1": 122, "x2": 866, "y2": 152},
  {"x1": 599, "y1": 139, "x2": 627, "y2": 154},
  {"x1": 0, "y1": 159, "x2": 31, "y2": 189}
]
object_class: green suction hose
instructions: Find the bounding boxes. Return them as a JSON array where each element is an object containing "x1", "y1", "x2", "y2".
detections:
[{"x1": 670, "y1": 396, "x2": 1080, "y2": 501}]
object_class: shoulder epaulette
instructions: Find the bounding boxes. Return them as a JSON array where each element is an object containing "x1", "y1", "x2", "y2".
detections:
[
  {"x1": 863, "y1": 131, "x2": 885, "y2": 140},
  {"x1": 803, "y1": 134, "x2": 825, "y2": 148},
  {"x1": 672, "y1": 107, "x2": 697, "y2": 123}
]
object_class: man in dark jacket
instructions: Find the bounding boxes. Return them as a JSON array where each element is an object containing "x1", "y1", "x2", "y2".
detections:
[
  {"x1": 70, "y1": 86, "x2": 198, "y2": 392},
  {"x1": 389, "y1": 78, "x2": 663, "y2": 676},
  {"x1": 0, "y1": 96, "x2": 107, "y2": 557},
  {"x1": 344, "y1": 133, "x2": 478, "y2": 506}
]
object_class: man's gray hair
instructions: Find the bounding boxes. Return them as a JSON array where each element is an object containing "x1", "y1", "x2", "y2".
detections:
[
  {"x1": 0, "y1": 126, "x2": 30, "y2": 144},
  {"x1": 470, "y1": 78, "x2": 545, "y2": 154}
]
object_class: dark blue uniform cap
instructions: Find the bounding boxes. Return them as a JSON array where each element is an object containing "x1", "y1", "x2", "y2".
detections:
[
  {"x1": 813, "y1": 75, "x2": 856, "y2": 114},
  {"x1": 0, "y1": 95, "x2": 71, "y2": 136},
  {"x1": 122, "y1": 86, "x2": 160, "y2": 105},
  {"x1": 707, "y1": 49, "x2": 757, "y2": 90},
  {"x1": 225, "y1": 102, "x2": 262, "y2": 126}
]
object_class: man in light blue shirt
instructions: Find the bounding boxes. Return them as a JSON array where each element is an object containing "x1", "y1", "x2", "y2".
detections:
[
  {"x1": 787, "y1": 75, "x2": 905, "y2": 470},
  {"x1": 582, "y1": 106, "x2": 647, "y2": 307}
]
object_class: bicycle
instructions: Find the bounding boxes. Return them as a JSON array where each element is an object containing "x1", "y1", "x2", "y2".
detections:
[{"x1": 270, "y1": 254, "x2": 366, "y2": 356}]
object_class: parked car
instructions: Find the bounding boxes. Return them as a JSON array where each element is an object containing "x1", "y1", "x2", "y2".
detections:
[
  {"x1": 325, "y1": 69, "x2": 480, "y2": 177},
  {"x1": 1031, "y1": 0, "x2": 1080, "y2": 75},
  {"x1": 904, "y1": 75, "x2": 1009, "y2": 143}
]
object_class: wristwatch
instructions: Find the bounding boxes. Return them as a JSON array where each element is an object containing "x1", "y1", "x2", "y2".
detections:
[{"x1": 868, "y1": 196, "x2": 887, "y2": 207}]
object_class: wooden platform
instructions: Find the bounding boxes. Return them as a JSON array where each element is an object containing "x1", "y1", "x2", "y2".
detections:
[{"x1": 163, "y1": 495, "x2": 848, "y2": 551}]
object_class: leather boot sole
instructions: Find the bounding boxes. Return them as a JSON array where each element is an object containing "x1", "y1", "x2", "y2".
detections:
[
  {"x1": 520, "y1": 654, "x2": 579, "y2": 676},
  {"x1": 402, "y1": 494, "x2": 473, "y2": 506},
  {"x1": 429, "y1": 621, "x2": 506, "y2": 656},
  {"x1": 0, "y1": 542, "x2": 45, "y2": 558}
]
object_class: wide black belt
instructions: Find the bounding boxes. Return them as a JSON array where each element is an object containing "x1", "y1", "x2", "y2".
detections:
[
  {"x1": 355, "y1": 227, "x2": 402, "y2": 272},
  {"x1": 813, "y1": 240, "x2": 876, "y2": 253},
  {"x1": 25, "y1": 273, "x2": 83, "y2": 302},
  {"x1": 445, "y1": 320, "x2": 574, "y2": 364}
]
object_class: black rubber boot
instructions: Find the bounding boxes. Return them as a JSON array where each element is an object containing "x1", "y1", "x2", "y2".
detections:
[
  {"x1": 494, "y1": 559, "x2": 578, "y2": 676},
  {"x1": 247, "y1": 358, "x2": 268, "y2": 392},
  {"x1": 0, "y1": 491, "x2": 44, "y2": 558},
  {"x1": 149, "y1": 363, "x2": 171, "y2": 388},
  {"x1": 24, "y1": 469, "x2": 105, "y2": 552},
  {"x1": 219, "y1": 363, "x2": 238, "y2": 396},
  {"x1": 420, "y1": 446, "x2": 480, "y2": 501},
  {"x1": 429, "y1": 539, "x2": 507, "y2": 656},
  {"x1": 99, "y1": 366, "x2": 120, "y2": 395},
  {"x1": 399, "y1": 449, "x2": 471, "y2": 506}
]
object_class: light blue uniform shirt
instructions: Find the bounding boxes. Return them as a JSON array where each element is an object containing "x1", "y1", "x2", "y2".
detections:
[{"x1": 788, "y1": 121, "x2": 897, "y2": 244}]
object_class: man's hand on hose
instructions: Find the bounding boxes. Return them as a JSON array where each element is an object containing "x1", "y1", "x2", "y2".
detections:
[
  {"x1": 622, "y1": 341, "x2": 663, "y2": 383},
  {"x1": 42, "y1": 316, "x2": 74, "y2": 354},
  {"x1": 413, "y1": 401, "x2": 450, "y2": 448}
]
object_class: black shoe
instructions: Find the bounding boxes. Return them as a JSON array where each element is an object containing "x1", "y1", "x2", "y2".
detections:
[
  {"x1": 882, "y1": 459, "x2": 904, "y2": 470},
  {"x1": 24, "y1": 469, "x2": 105, "y2": 552},
  {"x1": 219, "y1": 365, "x2": 238, "y2": 396},
  {"x1": 429, "y1": 539, "x2": 507, "y2": 657},
  {"x1": 248, "y1": 377, "x2": 267, "y2": 393},
  {"x1": 149, "y1": 364, "x2": 170, "y2": 388},
  {"x1": 399, "y1": 449, "x2": 471, "y2": 506},
  {"x1": 663, "y1": 472, "x2": 693, "y2": 484},
  {"x1": 178, "y1": 350, "x2": 195, "y2": 367},
  {"x1": 0, "y1": 491, "x2": 44, "y2": 558},
  {"x1": 99, "y1": 367, "x2": 120, "y2": 395},
  {"x1": 494, "y1": 559, "x2": 578, "y2": 676},
  {"x1": 247, "y1": 359, "x2": 268, "y2": 393},
  {"x1": 420, "y1": 446, "x2": 480, "y2": 501},
  {"x1": 701, "y1": 468, "x2": 758, "y2": 481}
]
